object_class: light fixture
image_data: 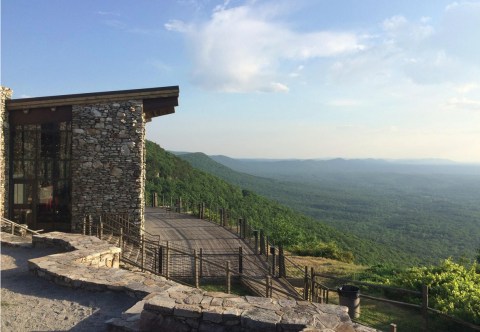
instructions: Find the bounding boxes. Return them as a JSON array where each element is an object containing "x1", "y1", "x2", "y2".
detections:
[
  {"x1": 51, "y1": 107, "x2": 56, "y2": 112},
  {"x1": 22, "y1": 109, "x2": 29, "y2": 114}
]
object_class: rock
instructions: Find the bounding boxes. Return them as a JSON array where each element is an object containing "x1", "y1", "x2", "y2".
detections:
[
  {"x1": 111, "y1": 167, "x2": 123, "y2": 177},
  {"x1": 241, "y1": 307, "x2": 280, "y2": 331},
  {"x1": 120, "y1": 144, "x2": 131, "y2": 156}
]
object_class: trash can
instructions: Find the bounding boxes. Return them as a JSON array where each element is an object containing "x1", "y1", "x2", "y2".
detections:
[{"x1": 337, "y1": 285, "x2": 360, "y2": 319}]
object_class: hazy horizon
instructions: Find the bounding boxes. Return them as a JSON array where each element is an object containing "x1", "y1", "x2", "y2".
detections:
[{"x1": 166, "y1": 145, "x2": 480, "y2": 165}]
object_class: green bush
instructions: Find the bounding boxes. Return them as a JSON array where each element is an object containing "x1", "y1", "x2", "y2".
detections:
[
  {"x1": 290, "y1": 241, "x2": 354, "y2": 263},
  {"x1": 394, "y1": 259, "x2": 480, "y2": 325}
]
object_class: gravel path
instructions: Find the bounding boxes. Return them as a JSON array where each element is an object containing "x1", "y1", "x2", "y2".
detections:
[{"x1": 1, "y1": 244, "x2": 137, "y2": 331}]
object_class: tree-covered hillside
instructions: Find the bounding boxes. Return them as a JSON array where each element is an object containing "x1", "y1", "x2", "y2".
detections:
[
  {"x1": 178, "y1": 152, "x2": 480, "y2": 265},
  {"x1": 145, "y1": 140, "x2": 412, "y2": 265}
]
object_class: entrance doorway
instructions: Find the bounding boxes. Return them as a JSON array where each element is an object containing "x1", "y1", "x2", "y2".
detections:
[{"x1": 10, "y1": 121, "x2": 71, "y2": 231}]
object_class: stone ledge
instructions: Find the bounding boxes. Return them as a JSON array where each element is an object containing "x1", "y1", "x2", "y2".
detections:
[
  {"x1": 23, "y1": 232, "x2": 378, "y2": 332},
  {"x1": 0, "y1": 231, "x2": 33, "y2": 248},
  {"x1": 29, "y1": 232, "x2": 177, "y2": 300}
]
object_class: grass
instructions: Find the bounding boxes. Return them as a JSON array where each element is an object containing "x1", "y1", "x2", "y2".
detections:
[{"x1": 286, "y1": 255, "x2": 368, "y2": 279}]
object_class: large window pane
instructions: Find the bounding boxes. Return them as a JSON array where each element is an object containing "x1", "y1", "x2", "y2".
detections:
[
  {"x1": 13, "y1": 160, "x2": 35, "y2": 179},
  {"x1": 11, "y1": 120, "x2": 71, "y2": 226},
  {"x1": 13, "y1": 182, "x2": 33, "y2": 205}
]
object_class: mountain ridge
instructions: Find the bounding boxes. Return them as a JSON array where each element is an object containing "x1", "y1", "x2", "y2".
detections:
[
  {"x1": 146, "y1": 140, "x2": 412, "y2": 265},
  {"x1": 176, "y1": 149, "x2": 480, "y2": 265}
]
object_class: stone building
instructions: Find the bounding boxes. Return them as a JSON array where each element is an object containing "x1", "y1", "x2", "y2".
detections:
[{"x1": 0, "y1": 86, "x2": 179, "y2": 232}]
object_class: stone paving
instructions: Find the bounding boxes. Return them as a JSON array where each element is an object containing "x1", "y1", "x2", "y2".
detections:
[
  {"x1": 0, "y1": 231, "x2": 32, "y2": 247},
  {"x1": 7, "y1": 231, "x2": 378, "y2": 331}
]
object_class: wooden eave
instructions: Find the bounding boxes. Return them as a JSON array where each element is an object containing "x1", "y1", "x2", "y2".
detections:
[{"x1": 6, "y1": 86, "x2": 179, "y2": 120}]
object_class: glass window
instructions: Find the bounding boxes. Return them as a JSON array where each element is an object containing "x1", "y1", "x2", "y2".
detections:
[
  {"x1": 13, "y1": 182, "x2": 33, "y2": 205},
  {"x1": 10, "y1": 120, "x2": 71, "y2": 227}
]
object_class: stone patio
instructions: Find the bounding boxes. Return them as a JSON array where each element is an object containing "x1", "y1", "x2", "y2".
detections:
[{"x1": 2, "y1": 231, "x2": 378, "y2": 331}]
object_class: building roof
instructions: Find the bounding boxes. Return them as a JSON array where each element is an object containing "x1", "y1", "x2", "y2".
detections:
[{"x1": 6, "y1": 86, "x2": 179, "y2": 120}]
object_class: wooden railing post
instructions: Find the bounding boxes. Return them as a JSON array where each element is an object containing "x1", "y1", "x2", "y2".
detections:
[
  {"x1": 88, "y1": 214, "x2": 92, "y2": 235},
  {"x1": 390, "y1": 323, "x2": 397, "y2": 332},
  {"x1": 266, "y1": 275, "x2": 272, "y2": 298},
  {"x1": 238, "y1": 246, "x2": 243, "y2": 274},
  {"x1": 310, "y1": 267, "x2": 315, "y2": 302},
  {"x1": 270, "y1": 246, "x2": 276, "y2": 277},
  {"x1": 99, "y1": 220, "x2": 103, "y2": 240},
  {"x1": 278, "y1": 245, "x2": 286, "y2": 278},
  {"x1": 153, "y1": 247, "x2": 157, "y2": 272},
  {"x1": 303, "y1": 266, "x2": 309, "y2": 300},
  {"x1": 166, "y1": 241, "x2": 170, "y2": 279},
  {"x1": 82, "y1": 216, "x2": 86, "y2": 235},
  {"x1": 226, "y1": 261, "x2": 231, "y2": 294},
  {"x1": 253, "y1": 230, "x2": 259, "y2": 255},
  {"x1": 11, "y1": 222, "x2": 15, "y2": 235},
  {"x1": 220, "y1": 208, "x2": 224, "y2": 226},
  {"x1": 152, "y1": 192, "x2": 157, "y2": 207},
  {"x1": 259, "y1": 230, "x2": 265, "y2": 255},
  {"x1": 119, "y1": 227, "x2": 124, "y2": 258},
  {"x1": 199, "y1": 248, "x2": 203, "y2": 278},
  {"x1": 422, "y1": 284, "x2": 429, "y2": 331},
  {"x1": 158, "y1": 245, "x2": 164, "y2": 274},
  {"x1": 194, "y1": 249, "x2": 199, "y2": 288},
  {"x1": 265, "y1": 236, "x2": 269, "y2": 260}
]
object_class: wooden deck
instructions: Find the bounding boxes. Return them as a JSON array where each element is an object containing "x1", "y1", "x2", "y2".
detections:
[{"x1": 144, "y1": 207, "x2": 300, "y2": 299}]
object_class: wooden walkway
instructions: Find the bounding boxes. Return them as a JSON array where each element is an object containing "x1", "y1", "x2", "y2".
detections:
[{"x1": 144, "y1": 207, "x2": 300, "y2": 300}]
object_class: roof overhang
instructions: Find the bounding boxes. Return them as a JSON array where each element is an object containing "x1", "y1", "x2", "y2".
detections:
[{"x1": 6, "y1": 86, "x2": 179, "y2": 121}]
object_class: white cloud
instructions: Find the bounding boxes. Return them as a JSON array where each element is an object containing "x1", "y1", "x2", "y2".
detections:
[
  {"x1": 455, "y1": 83, "x2": 480, "y2": 94},
  {"x1": 382, "y1": 15, "x2": 408, "y2": 31},
  {"x1": 330, "y1": 5, "x2": 480, "y2": 87},
  {"x1": 446, "y1": 97, "x2": 480, "y2": 110},
  {"x1": 269, "y1": 82, "x2": 289, "y2": 93},
  {"x1": 164, "y1": 19, "x2": 190, "y2": 33},
  {"x1": 165, "y1": 2, "x2": 364, "y2": 92}
]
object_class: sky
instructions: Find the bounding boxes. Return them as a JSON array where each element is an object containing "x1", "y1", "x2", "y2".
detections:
[{"x1": 2, "y1": 0, "x2": 480, "y2": 163}]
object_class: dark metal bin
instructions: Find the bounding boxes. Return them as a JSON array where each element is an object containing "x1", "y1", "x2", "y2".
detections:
[{"x1": 338, "y1": 285, "x2": 360, "y2": 319}]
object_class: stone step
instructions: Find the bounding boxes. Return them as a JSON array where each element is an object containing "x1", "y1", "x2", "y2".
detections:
[{"x1": 105, "y1": 300, "x2": 144, "y2": 332}]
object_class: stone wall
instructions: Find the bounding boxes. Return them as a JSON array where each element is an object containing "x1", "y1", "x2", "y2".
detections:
[
  {"x1": 71, "y1": 100, "x2": 146, "y2": 231},
  {"x1": 24, "y1": 232, "x2": 376, "y2": 332},
  {"x1": 0, "y1": 86, "x2": 13, "y2": 218}
]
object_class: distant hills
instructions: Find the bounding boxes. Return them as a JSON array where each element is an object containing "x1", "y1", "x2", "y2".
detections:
[
  {"x1": 175, "y1": 150, "x2": 480, "y2": 265},
  {"x1": 206, "y1": 155, "x2": 480, "y2": 177},
  {"x1": 145, "y1": 141, "x2": 414, "y2": 266}
]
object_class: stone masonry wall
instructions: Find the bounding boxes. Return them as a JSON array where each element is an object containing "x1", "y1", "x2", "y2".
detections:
[
  {"x1": 24, "y1": 232, "x2": 376, "y2": 332},
  {"x1": 0, "y1": 86, "x2": 13, "y2": 218},
  {"x1": 71, "y1": 100, "x2": 146, "y2": 231}
]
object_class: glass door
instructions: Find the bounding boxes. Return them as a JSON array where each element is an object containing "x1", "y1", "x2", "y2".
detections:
[{"x1": 10, "y1": 122, "x2": 71, "y2": 231}]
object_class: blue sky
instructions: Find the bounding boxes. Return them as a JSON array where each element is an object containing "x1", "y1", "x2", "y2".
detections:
[{"x1": 2, "y1": 0, "x2": 480, "y2": 162}]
